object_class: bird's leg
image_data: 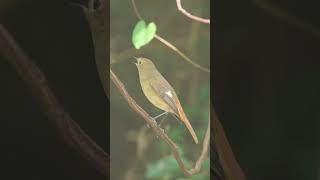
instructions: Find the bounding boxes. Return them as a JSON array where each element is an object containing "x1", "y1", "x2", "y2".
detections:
[
  {"x1": 144, "y1": 111, "x2": 169, "y2": 129},
  {"x1": 157, "y1": 112, "x2": 169, "y2": 126},
  {"x1": 154, "y1": 114, "x2": 169, "y2": 140},
  {"x1": 153, "y1": 111, "x2": 169, "y2": 120}
]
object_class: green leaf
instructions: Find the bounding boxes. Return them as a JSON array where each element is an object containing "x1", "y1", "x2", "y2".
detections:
[{"x1": 132, "y1": 20, "x2": 157, "y2": 49}]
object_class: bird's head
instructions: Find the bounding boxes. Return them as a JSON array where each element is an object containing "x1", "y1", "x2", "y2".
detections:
[{"x1": 133, "y1": 57, "x2": 156, "y2": 70}]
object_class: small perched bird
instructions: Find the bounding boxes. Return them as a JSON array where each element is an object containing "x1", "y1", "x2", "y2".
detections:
[{"x1": 134, "y1": 57, "x2": 198, "y2": 144}]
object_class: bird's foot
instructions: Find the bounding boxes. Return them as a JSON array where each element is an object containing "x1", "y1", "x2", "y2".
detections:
[{"x1": 143, "y1": 112, "x2": 168, "y2": 129}]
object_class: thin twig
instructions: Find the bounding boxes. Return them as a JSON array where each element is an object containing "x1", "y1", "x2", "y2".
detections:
[
  {"x1": 131, "y1": 0, "x2": 143, "y2": 20},
  {"x1": 0, "y1": 24, "x2": 109, "y2": 177},
  {"x1": 110, "y1": 69, "x2": 210, "y2": 177},
  {"x1": 176, "y1": 0, "x2": 210, "y2": 24},
  {"x1": 131, "y1": 0, "x2": 210, "y2": 73},
  {"x1": 154, "y1": 34, "x2": 210, "y2": 73}
]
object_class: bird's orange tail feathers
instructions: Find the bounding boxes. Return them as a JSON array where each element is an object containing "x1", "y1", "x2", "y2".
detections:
[{"x1": 174, "y1": 96, "x2": 199, "y2": 144}]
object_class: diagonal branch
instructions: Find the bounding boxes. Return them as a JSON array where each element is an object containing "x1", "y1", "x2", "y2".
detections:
[
  {"x1": 110, "y1": 69, "x2": 210, "y2": 177},
  {"x1": 0, "y1": 24, "x2": 109, "y2": 177},
  {"x1": 154, "y1": 34, "x2": 210, "y2": 73},
  {"x1": 176, "y1": 0, "x2": 210, "y2": 24}
]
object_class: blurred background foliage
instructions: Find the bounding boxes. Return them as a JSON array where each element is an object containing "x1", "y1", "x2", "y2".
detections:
[{"x1": 110, "y1": 0, "x2": 210, "y2": 179}]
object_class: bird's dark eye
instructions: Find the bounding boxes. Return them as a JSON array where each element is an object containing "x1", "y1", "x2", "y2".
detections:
[{"x1": 138, "y1": 61, "x2": 142, "y2": 65}]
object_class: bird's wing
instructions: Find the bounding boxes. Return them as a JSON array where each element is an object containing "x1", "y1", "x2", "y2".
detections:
[
  {"x1": 150, "y1": 78, "x2": 199, "y2": 144},
  {"x1": 149, "y1": 79, "x2": 179, "y2": 114}
]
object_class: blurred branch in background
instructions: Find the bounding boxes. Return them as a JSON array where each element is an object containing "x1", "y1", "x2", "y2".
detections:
[
  {"x1": 212, "y1": 106, "x2": 246, "y2": 180},
  {"x1": 176, "y1": 0, "x2": 210, "y2": 24},
  {"x1": 253, "y1": 0, "x2": 320, "y2": 39},
  {"x1": 131, "y1": 0, "x2": 210, "y2": 73},
  {"x1": 110, "y1": 69, "x2": 210, "y2": 177},
  {"x1": 124, "y1": 126, "x2": 153, "y2": 180},
  {"x1": 0, "y1": 24, "x2": 109, "y2": 177}
]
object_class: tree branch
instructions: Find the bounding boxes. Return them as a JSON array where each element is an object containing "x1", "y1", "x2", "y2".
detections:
[
  {"x1": 0, "y1": 24, "x2": 109, "y2": 177},
  {"x1": 176, "y1": 0, "x2": 210, "y2": 24},
  {"x1": 110, "y1": 69, "x2": 210, "y2": 177}
]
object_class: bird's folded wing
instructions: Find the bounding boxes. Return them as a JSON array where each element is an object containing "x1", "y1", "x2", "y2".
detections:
[
  {"x1": 149, "y1": 80, "x2": 179, "y2": 114},
  {"x1": 150, "y1": 79, "x2": 199, "y2": 144}
]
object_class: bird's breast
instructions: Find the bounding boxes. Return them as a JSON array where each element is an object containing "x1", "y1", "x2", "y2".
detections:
[{"x1": 140, "y1": 79, "x2": 173, "y2": 113}]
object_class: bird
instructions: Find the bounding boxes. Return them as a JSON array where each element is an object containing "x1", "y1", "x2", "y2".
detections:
[{"x1": 134, "y1": 57, "x2": 198, "y2": 144}]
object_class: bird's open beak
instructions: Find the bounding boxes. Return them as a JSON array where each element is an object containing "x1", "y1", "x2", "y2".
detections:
[{"x1": 133, "y1": 56, "x2": 139, "y2": 65}]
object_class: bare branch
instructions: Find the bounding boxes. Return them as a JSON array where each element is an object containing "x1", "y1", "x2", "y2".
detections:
[
  {"x1": 0, "y1": 24, "x2": 109, "y2": 177},
  {"x1": 176, "y1": 0, "x2": 210, "y2": 24},
  {"x1": 110, "y1": 69, "x2": 210, "y2": 177}
]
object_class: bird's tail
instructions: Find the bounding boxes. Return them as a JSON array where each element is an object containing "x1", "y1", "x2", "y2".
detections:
[{"x1": 174, "y1": 97, "x2": 199, "y2": 144}]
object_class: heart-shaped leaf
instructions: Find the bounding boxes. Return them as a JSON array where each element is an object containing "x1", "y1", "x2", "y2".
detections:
[{"x1": 132, "y1": 20, "x2": 157, "y2": 49}]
